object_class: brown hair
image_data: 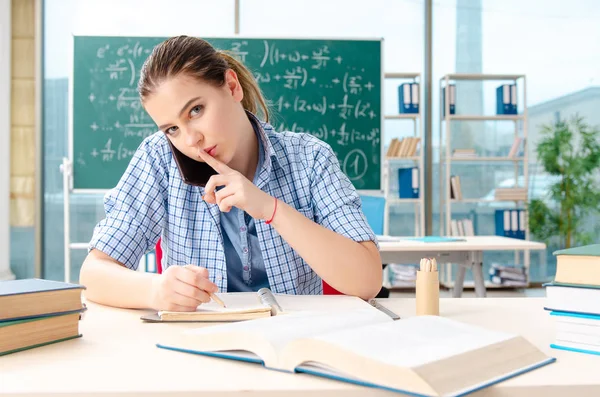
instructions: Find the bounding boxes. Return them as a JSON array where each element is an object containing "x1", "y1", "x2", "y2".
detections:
[{"x1": 138, "y1": 36, "x2": 269, "y2": 122}]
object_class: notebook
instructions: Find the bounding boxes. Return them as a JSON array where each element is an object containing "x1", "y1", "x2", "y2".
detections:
[
  {"x1": 0, "y1": 278, "x2": 85, "y2": 322},
  {"x1": 140, "y1": 288, "x2": 395, "y2": 322},
  {"x1": 157, "y1": 310, "x2": 555, "y2": 397}
]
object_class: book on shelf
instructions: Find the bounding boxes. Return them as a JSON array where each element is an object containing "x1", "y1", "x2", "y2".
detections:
[
  {"x1": 157, "y1": 308, "x2": 554, "y2": 397},
  {"x1": 449, "y1": 175, "x2": 462, "y2": 200},
  {"x1": 507, "y1": 137, "x2": 524, "y2": 158},
  {"x1": 450, "y1": 218, "x2": 474, "y2": 237},
  {"x1": 452, "y1": 149, "x2": 477, "y2": 158},
  {"x1": 387, "y1": 137, "x2": 420, "y2": 158},
  {"x1": 494, "y1": 188, "x2": 527, "y2": 201}
]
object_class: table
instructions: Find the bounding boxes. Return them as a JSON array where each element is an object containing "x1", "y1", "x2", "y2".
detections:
[
  {"x1": 378, "y1": 236, "x2": 547, "y2": 297},
  {"x1": 1, "y1": 297, "x2": 598, "y2": 396}
]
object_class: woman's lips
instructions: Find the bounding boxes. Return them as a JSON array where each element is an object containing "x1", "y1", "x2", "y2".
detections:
[{"x1": 204, "y1": 145, "x2": 217, "y2": 157}]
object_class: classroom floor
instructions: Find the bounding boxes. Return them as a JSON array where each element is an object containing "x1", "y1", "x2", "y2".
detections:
[{"x1": 389, "y1": 288, "x2": 546, "y2": 299}]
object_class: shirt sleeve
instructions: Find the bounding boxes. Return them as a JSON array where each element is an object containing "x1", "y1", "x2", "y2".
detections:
[
  {"x1": 88, "y1": 138, "x2": 168, "y2": 270},
  {"x1": 308, "y1": 142, "x2": 378, "y2": 246}
]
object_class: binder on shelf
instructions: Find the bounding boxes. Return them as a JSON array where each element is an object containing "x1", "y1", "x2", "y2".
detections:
[
  {"x1": 443, "y1": 84, "x2": 456, "y2": 116},
  {"x1": 398, "y1": 167, "x2": 419, "y2": 199},
  {"x1": 398, "y1": 83, "x2": 419, "y2": 114},
  {"x1": 411, "y1": 83, "x2": 419, "y2": 112},
  {"x1": 496, "y1": 84, "x2": 517, "y2": 115},
  {"x1": 495, "y1": 209, "x2": 526, "y2": 239}
]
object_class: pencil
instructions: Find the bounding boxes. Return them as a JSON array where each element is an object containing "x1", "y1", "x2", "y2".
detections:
[{"x1": 210, "y1": 292, "x2": 227, "y2": 308}]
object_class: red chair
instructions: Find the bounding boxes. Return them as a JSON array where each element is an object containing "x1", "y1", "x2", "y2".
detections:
[
  {"x1": 154, "y1": 238, "x2": 341, "y2": 294},
  {"x1": 155, "y1": 239, "x2": 163, "y2": 274}
]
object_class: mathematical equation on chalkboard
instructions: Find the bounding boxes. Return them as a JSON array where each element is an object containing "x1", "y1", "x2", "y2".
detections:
[{"x1": 74, "y1": 37, "x2": 381, "y2": 189}]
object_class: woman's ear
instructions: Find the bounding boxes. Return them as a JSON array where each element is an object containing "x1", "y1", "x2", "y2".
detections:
[{"x1": 225, "y1": 69, "x2": 244, "y2": 102}]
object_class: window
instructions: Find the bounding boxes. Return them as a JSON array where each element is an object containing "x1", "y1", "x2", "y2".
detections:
[{"x1": 432, "y1": 0, "x2": 600, "y2": 282}]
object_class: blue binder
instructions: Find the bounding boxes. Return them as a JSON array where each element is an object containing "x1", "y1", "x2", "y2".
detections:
[
  {"x1": 398, "y1": 83, "x2": 419, "y2": 114},
  {"x1": 398, "y1": 167, "x2": 419, "y2": 198},
  {"x1": 443, "y1": 84, "x2": 456, "y2": 116},
  {"x1": 495, "y1": 209, "x2": 525, "y2": 239},
  {"x1": 496, "y1": 84, "x2": 517, "y2": 115}
]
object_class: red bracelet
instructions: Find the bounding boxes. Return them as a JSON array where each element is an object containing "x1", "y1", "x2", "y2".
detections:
[{"x1": 265, "y1": 197, "x2": 278, "y2": 225}]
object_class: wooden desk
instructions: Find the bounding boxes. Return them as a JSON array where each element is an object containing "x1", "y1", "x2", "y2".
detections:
[
  {"x1": 2, "y1": 298, "x2": 598, "y2": 397},
  {"x1": 378, "y1": 236, "x2": 547, "y2": 297}
]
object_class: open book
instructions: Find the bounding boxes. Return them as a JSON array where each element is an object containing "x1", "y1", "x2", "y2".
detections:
[
  {"x1": 141, "y1": 288, "x2": 395, "y2": 322},
  {"x1": 157, "y1": 309, "x2": 555, "y2": 397}
]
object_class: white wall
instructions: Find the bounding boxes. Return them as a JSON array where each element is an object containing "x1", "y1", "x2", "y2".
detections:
[{"x1": 0, "y1": 0, "x2": 15, "y2": 280}]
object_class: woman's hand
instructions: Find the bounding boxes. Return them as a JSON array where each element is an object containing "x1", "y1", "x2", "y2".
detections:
[
  {"x1": 198, "y1": 149, "x2": 276, "y2": 220},
  {"x1": 149, "y1": 265, "x2": 218, "y2": 312}
]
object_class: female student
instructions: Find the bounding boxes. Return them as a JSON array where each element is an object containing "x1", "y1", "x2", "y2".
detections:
[{"x1": 80, "y1": 36, "x2": 382, "y2": 312}]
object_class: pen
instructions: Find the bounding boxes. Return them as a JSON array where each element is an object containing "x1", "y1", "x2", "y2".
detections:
[{"x1": 210, "y1": 292, "x2": 227, "y2": 308}]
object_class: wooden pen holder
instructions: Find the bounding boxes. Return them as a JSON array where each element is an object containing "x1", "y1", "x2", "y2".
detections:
[{"x1": 416, "y1": 270, "x2": 440, "y2": 316}]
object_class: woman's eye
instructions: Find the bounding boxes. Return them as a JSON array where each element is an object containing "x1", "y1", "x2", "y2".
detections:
[
  {"x1": 190, "y1": 105, "x2": 203, "y2": 117},
  {"x1": 166, "y1": 126, "x2": 178, "y2": 134}
]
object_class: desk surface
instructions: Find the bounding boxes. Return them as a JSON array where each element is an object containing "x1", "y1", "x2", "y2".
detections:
[
  {"x1": 378, "y1": 236, "x2": 547, "y2": 252},
  {"x1": 1, "y1": 297, "x2": 598, "y2": 397}
]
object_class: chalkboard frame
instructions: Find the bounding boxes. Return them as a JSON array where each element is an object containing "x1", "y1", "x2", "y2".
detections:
[{"x1": 68, "y1": 35, "x2": 384, "y2": 193}]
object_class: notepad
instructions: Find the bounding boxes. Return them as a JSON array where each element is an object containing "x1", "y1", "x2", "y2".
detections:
[
  {"x1": 141, "y1": 292, "x2": 274, "y2": 322},
  {"x1": 157, "y1": 310, "x2": 555, "y2": 397}
]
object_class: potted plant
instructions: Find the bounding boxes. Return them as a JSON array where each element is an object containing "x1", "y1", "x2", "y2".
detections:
[{"x1": 528, "y1": 115, "x2": 600, "y2": 248}]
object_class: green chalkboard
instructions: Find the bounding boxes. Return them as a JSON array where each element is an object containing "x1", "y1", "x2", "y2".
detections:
[{"x1": 72, "y1": 36, "x2": 382, "y2": 190}]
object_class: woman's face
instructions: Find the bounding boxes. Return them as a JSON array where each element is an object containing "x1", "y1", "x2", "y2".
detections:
[{"x1": 143, "y1": 70, "x2": 246, "y2": 165}]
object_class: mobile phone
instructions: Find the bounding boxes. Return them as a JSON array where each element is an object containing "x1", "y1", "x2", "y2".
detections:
[{"x1": 167, "y1": 139, "x2": 218, "y2": 187}]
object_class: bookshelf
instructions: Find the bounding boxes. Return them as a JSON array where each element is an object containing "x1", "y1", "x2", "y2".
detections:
[
  {"x1": 383, "y1": 72, "x2": 424, "y2": 237},
  {"x1": 438, "y1": 73, "x2": 531, "y2": 289}
]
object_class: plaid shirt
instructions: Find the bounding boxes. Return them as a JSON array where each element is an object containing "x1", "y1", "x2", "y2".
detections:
[{"x1": 89, "y1": 115, "x2": 376, "y2": 294}]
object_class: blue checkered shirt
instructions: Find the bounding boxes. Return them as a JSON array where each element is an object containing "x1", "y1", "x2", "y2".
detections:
[{"x1": 89, "y1": 115, "x2": 376, "y2": 294}]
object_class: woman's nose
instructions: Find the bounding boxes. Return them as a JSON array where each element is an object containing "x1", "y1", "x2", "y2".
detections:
[{"x1": 184, "y1": 128, "x2": 203, "y2": 147}]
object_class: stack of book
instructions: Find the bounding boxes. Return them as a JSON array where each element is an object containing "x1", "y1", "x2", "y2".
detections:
[
  {"x1": 386, "y1": 137, "x2": 420, "y2": 158},
  {"x1": 494, "y1": 187, "x2": 528, "y2": 201},
  {"x1": 452, "y1": 148, "x2": 477, "y2": 158},
  {"x1": 0, "y1": 279, "x2": 86, "y2": 356},
  {"x1": 450, "y1": 218, "x2": 475, "y2": 237},
  {"x1": 386, "y1": 264, "x2": 417, "y2": 288},
  {"x1": 545, "y1": 244, "x2": 600, "y2": 356},
  {"x1": 488, "y1": 263, "x2": 527, "y2": 287}
]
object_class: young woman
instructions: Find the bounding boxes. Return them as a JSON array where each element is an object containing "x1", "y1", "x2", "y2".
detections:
[{"x1": 80, "y1": 36, "x2": 382, "y2": 311}]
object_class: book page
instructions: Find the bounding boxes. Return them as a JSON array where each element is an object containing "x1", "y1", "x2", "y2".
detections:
[
  {"x1": 182, "y1": 308, "x2": 392, "y2": 354},
  {"x1": 272, "y1": 294, "x2": 378, "y2": 313},
  {"x1": 308, "y1": 315, "x2": 517, "y2": 368}
]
